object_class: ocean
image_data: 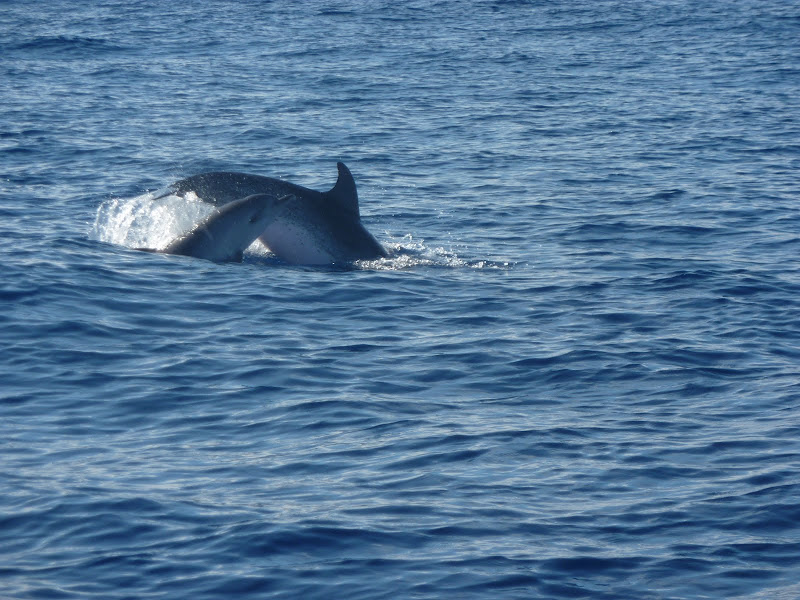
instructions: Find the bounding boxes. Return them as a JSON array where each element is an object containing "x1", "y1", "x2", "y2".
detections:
[{"x1": 1, "y1": 1, "x2": 799, "y2": 598}]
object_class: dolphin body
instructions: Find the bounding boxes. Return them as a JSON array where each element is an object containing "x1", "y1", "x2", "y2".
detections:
[
  {"x1": 142, "y1": 193, "x2": 293, "y2": 262},
  {"x1": 163, "y1": 162, "x2": 387, "y2": 265}
]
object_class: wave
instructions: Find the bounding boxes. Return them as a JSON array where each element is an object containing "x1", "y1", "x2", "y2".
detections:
[{"x1": 5, "y1": 35, "x2": 129, "y2": 55}]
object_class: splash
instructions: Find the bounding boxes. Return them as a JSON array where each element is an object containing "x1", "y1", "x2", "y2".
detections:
[
  {"x1": 91, "y1": 191, "x2": 213, "y2": 251},
  {"x1": 360, "y1": 234, "x2": 511, "y2": 270}
]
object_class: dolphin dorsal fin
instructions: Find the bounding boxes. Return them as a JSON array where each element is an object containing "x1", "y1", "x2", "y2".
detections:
[{"x1": 326, "y1": 162, "x2": 360, "y2": 216}]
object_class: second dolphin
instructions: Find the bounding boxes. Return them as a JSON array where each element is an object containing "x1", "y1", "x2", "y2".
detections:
[{"x1": 142, "y1": 193, "x2": 294, "y2": 262}]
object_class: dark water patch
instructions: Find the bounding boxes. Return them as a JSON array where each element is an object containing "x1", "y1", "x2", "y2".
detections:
[
  {"x1": 7, "y1": 35, "x2": 130, "y2": 56},
  {"x1": 386, "y1": 448, "x2": 488, "y2": 471},
  {"x1": 541, "y1": 556, "x2": 649, "y2": 575},
  {"x1": 645, "y1": 188, "x2": 687, "y2": 201}
]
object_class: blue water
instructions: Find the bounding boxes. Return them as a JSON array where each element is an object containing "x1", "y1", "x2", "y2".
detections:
[{"x1": 2, "y1": 1, "x2": 800, "y2": 598}]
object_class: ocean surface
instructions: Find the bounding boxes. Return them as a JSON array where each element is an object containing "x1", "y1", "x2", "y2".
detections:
[{"x1": 2, "y1": 1, "x2": 799, "y2": 598}]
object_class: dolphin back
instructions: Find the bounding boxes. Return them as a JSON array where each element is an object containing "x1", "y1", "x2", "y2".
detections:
[{"x1": 170, "y1": 172, "x2": 316, "y2": 207}]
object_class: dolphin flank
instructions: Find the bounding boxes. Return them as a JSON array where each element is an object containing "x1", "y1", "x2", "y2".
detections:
[{"x1": 163, "y1": 162, "x2": 387, "y2": 265}]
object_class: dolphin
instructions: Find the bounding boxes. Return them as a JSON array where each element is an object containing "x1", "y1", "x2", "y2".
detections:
[
  {"x1": 162, "y1": 162, "x2": 387, "y2": 265},
  {"x1": 140, "y1": 193, "x2": 294, "y2": 262}
]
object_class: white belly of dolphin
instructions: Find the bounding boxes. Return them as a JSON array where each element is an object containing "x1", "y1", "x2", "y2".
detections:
[{"x1": 259, "y1": 221, "x2": 336, "y2": 265}]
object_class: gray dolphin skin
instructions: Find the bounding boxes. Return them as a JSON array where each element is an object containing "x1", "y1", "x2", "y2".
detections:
[
  {"x1": 147, "y1": 193, "x2": 293, "y2": 262},
  {"x1": 164, "y1": 162, "x2": 387, "y2": 265}
]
